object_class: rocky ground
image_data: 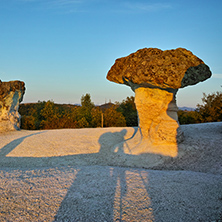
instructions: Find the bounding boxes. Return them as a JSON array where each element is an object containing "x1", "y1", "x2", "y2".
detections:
[{"x1": 0, "y1": 122, "x2": 222, "y2": 221}]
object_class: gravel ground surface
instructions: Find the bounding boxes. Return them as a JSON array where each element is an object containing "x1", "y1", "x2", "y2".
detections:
[{"x1": 0, "y1": 122, "x2": 222, "y2": 221}]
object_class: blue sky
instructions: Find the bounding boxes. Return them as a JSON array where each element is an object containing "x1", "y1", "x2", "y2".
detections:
[{"x1": 0, "y1": 0, "x2": 221, "y2": 107}]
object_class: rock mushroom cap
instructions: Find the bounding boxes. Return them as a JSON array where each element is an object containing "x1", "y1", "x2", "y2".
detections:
[
  {"x1": 0, "y1": 80, "x2": 26, "y2": 103},
  {"x1": 107, "y1": 48, "x2": 212, "y2": 89}
]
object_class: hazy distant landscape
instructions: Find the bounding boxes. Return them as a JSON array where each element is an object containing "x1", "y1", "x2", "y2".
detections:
[{"x1": 19, "y1": 91, "x2": 222, "y2": 130}]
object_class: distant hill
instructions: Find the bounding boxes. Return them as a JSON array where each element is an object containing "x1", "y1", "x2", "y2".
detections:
[
  {"x1": 21, "y1": 103, "x2": 195, "y2": 112},
  {"x1": 20, "y1": 102, "x2": 117, "y2": 110},
  {"x1": 20, "y1": 102, "x2": 80, "y2": 108},
  {"x1": 98, "y1": 102, "x2": 117, "y2": 111},
  {"x1": 179, "y1": 107, "x2": 195, "y2": 111}
]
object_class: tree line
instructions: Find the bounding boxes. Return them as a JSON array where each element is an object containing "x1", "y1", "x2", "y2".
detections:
[
  {"x1": 19, "y1": 91, "x2": 222, "y2": 130},
  {"x1": 19, "y1": 94, "x2": 137, "y2": 130},
  {"x1": 178, "y1": 91, "x2": 222, "y2": 124}
]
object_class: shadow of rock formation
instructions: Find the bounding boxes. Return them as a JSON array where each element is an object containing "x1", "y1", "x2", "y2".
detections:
[
  {"x1": 0, "y1": 122, "x2": 221, "y2": 172},
  {"x1": 0, "y1": 123, "x2": 222, "y2": 221}
]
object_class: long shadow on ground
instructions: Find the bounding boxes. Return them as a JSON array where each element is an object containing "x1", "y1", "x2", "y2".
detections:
[{"x1": 0, "y1": 124, "x2": 222, "y2": 221}]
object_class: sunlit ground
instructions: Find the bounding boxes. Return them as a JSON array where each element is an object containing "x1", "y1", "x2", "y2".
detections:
[{"x1": 0, "y1": 123, "x2": 222, "y2": 221}]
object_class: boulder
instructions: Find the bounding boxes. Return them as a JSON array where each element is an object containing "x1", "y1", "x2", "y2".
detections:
[
  {"x1": 0, "y1": 80, "x2": 25, "y2": 132},
  {"x1": 107, "y1": 48, "x2": 212, "y2": 157},
  {"x1": 107, "y1": 48, "x2": 211, "y2": 89}
]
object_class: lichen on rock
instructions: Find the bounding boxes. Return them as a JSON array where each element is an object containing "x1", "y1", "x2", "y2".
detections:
[
  {"x1": 0, "y1": 80, "x2": 25, "y2": 132},
  {"x1": 107, "y1": 48, "x2": 211, "y2": 89}
]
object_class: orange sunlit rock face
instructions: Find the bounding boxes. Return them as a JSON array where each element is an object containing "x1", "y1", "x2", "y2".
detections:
[{"x1": 135, "y1": 87, "x2": 178, "y2": 142}]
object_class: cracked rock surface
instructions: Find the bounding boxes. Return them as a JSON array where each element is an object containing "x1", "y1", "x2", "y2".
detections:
[{"x1": 107, "y1": 47, "x2": 211, "y2": 89}]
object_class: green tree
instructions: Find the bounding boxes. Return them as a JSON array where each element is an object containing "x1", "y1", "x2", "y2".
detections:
[
  {"x1": 91, "y1": 107, "x2": 103, "y2": 128},
  {"x1": 19, "y1": 101, "x2": 81, "y2": 130},
  {"x1": 117, "y1": 96, "x2": 138, "y2": 126},
  {"x1": 104, "y1": 106, "x2": 126, "y2": 127},
  {"x1": 178, "y1": 110, "x2": 201, "y2": 125},
  {"x1": 21, "y1": 115, "x2": 36, "y2": 130},
  {"x1": 19, "y1": 102, "x2": 45, "y2": 130},
  {"x1": 60, "y1": 106, "x2": 79, "y2": 128},
  {"x1": 196, "y1": 91, "x2": 222, "y2": 122},
  {"x1": 79, "y1": 93, "x2": 95, "y2": 127},
  {"x1": 39, "y1": 100, "x2": 60, "y2": 129},
  {"x1": 77, "y1": 117, "x2": 89, "y2": 128},
  {"x1": 81, "y1": 93, "x2": 94, "y2": 109}
]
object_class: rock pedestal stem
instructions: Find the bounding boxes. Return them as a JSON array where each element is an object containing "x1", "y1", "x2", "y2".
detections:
[
  {"x1": 134, "y1": 87, "x2": 181, "y2": 146},
  {"x1": 0, "y1": 80, "x2": 25, "y2": 132}
]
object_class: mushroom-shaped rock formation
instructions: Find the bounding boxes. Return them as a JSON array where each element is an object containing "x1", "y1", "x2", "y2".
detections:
[
  {"x1": 107, "y1": 48, "x2": 212, "y2": 157},
  {"x1": 0, "y1": 80, "x2": 25, "y2": 132}
]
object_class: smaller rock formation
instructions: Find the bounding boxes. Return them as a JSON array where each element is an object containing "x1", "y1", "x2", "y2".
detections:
[
  {"x1": 0, "y1": 80, "x2": 25, "y2": 132},
  {"x1": 107, "y1": 48, "x2": 212, "y2": 157}
]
